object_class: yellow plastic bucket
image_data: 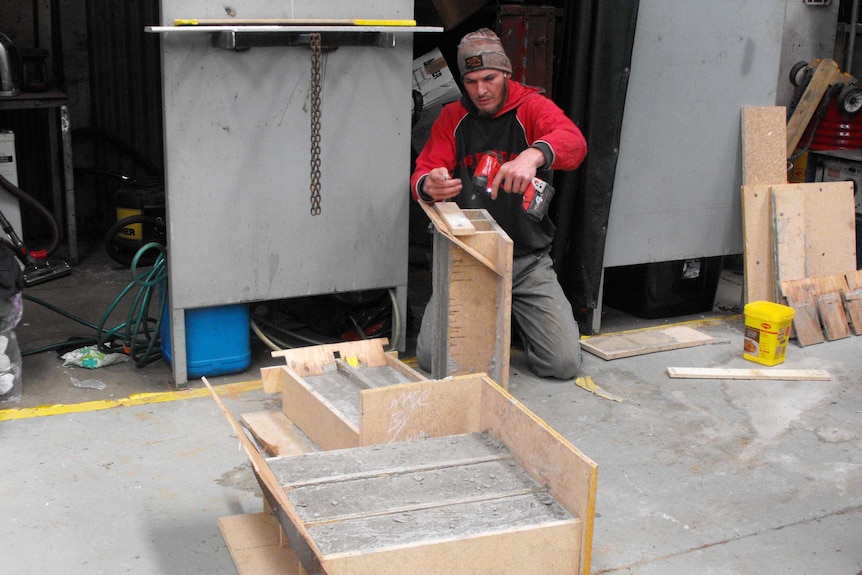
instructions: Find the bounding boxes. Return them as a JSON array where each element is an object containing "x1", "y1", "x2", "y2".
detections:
[{"x1": 743, "y1": 301, "x2": 795, "y2": 366}]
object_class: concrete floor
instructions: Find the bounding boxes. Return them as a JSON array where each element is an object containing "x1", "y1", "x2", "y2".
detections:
[{"x1": 1, "y1": 246, "x2": 861, "y2": 574}]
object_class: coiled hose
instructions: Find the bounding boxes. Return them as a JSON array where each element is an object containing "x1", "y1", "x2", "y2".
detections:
[{"x1": 22, "y1": 242, "x2": 168, "y2": 367}]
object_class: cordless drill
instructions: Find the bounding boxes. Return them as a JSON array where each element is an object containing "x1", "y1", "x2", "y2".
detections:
[{"x1": 472, "y1": 152, "x2": 555, "y2": 221}]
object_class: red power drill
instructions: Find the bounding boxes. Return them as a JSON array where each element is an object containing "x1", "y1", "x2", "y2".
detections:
[{"x1": 472, "y1": 152, "x2": 555, "y2": 221}]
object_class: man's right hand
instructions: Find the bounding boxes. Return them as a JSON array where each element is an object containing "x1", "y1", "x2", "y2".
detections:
[{"x1": 422, "y1": 167, "x2": 462, "y2": 202}]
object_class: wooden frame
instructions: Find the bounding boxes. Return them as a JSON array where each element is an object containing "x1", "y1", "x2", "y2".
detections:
[
  {"x1": 263, "y1": 338, "x2": 427, "y2": 450},
  {"x1": 422, "y1": 205, "x2": 514, "y2": 389},
  {"x1": 208, "y1": 372, "x2": 597, "y2": 575}
]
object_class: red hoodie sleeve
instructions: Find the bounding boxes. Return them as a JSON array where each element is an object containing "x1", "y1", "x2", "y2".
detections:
[
  {"x1": 410, "y1": 102, "x2": 466, "y2": 203},
  {"x1": 518, "y1": 92, "x2": 587, "y2": 172}
]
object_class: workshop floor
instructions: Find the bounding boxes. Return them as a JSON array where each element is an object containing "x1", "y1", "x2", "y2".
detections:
[{"x1": 2, "y1": 245, "x2": 860, "y2": 575}]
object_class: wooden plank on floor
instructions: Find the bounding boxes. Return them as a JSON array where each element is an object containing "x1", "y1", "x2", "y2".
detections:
[
  {"x1": 218, "y1": 513, "x2": 303, "y2": 575},
  {"x1": 667, "y1": 367, "x2": 831, "y2": 381},
  {"x1": 580, "y1": 325, "x2": 715, "y2": 360}
]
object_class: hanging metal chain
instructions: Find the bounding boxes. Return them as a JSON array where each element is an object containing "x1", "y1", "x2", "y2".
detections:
[{"x1": 309, "y1": 33, "x2": 323, "y2": 216}]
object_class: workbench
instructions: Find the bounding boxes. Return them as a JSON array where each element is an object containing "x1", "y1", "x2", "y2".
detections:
[{"x1": 154, "y1": 0, "x2": 430, "y2": 384}]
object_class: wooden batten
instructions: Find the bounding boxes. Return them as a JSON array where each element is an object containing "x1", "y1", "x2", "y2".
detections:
[
  {"x1": 781, "y1": 278, "x2": 825, "y2": 347},
  {"x1": 742, "y1": 183, "x2": 777, "y2": 304},
  {"x1": 814, "y1": 274, "x2": 851, "y2": 340},
  {"x1": 844, "y1": 270, "x2": 862, "y2": 335}
]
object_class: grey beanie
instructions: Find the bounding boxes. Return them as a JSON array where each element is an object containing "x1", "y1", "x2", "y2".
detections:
[{"x1": 456, "y1": 28, "x2": 513, "y2": 78}]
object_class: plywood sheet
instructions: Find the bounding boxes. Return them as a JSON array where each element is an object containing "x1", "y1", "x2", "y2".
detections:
[
  {"x1": 771, "y1": 182, "x2": 856, "y2": 281},
  {"x1": 580, "y1": 325, "x2": 715, "y2": 360},
  {"x1": 771, "y1": 185, "x2": 807, "y2": 291}
]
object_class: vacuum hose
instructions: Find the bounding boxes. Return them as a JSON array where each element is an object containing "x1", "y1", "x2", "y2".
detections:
[{"x1": 0, "y1": 172, "x2": 62, "y2": 257}]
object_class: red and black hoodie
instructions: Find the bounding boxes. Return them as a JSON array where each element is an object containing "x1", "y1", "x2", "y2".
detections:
[{"x1": 411, "y1": 79, "x2": 587, "y2": 257}]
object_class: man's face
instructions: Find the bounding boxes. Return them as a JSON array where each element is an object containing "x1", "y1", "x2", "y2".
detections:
[{"x1": 462, "y1": 69, "x2": 508, "y2": 118}]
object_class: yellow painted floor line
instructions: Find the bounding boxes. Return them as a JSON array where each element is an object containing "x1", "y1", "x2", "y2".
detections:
[{"x1": 0, "y1": 379, "x2": 262, "y2": 422}]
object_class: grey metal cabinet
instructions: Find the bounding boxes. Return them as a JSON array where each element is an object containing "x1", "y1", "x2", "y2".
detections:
[{"x1": 156, "y1": 0, "x2": 416, "y2": 384}]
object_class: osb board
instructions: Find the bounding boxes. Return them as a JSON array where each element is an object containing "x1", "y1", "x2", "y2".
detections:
[
  {"x1": 742, "y1": 184, "x2": 775, "y2": 303},
  {"x1": 219, "y1": 513, "x2": 303, "y2": 575},
  {"x1": 771, "y1": 182, "x2": 856, "y2": 281},
  {"x1": 741, "y1": 107, "x2": 787, "y2": 185},
  {"x1": 580, "y1": 325, "x2": 715, "y2": 360}
]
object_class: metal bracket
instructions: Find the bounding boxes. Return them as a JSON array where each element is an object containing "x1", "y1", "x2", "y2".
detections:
[{"x1": 211, "y1": 30, "x2": 395, "y2": 51}]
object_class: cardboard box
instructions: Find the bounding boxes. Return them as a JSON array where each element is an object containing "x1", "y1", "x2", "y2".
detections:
[{"x1": 412, "y1": 48, "x2": 460, "y2": 110}]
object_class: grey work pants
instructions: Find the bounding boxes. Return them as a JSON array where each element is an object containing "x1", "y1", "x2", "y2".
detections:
[{"x1": 416, "y1": 251, "x2": 583, "y2": 380}]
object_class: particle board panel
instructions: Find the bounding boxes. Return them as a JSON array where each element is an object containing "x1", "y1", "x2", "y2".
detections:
[
  {"x1": 741, "y1": 106, "x2": 787, "y2": 185},
  {"x1": 742, "y1": 184, "x2": 776, "y2": 303},
  {"x1": 580, "y1": 325, "x2": 715, "y2": 360}
]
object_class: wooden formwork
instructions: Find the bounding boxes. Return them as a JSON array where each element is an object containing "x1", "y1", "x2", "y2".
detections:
[
  {"x1": 208, "y1": 339, "x2": 596, "y2": 575},
  {"x1": 422, "y1": 204, "x2": 513, "y2": 389}
]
